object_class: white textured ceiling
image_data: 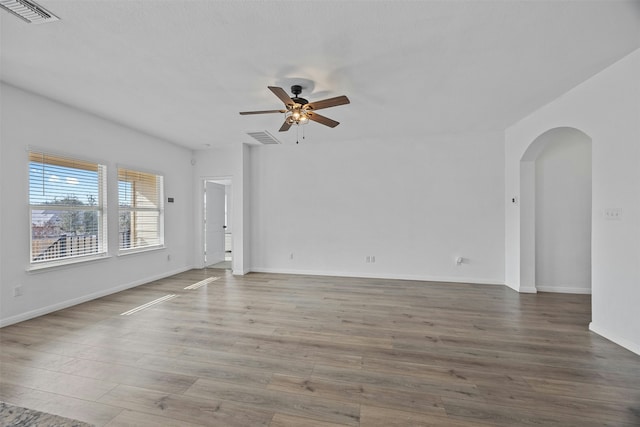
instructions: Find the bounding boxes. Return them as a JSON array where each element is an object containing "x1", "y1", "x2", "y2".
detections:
[{"x1": 2, "y1": 1, "x2": 639, "y2": 149}]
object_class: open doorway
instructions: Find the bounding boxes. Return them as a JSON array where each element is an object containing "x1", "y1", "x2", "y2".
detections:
[
  {"x1": 203, "y1": 178, "x2": 232, "y2": 270},
  {"x1": 520, "y1": 127, "x2": 592, "y2": 294}
]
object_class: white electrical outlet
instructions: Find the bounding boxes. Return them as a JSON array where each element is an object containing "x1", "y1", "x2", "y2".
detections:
[
  {"x1": 371, "y1": 256, "x2": 375, "y2": 263},
  {"x1": 604, "y1": 208, "x2": 622, "y2": 220},
  {"x1": 290, "y1": 252, "x2": 294, "y2": 260},
  {"x1": 14, "y1": 285, "x2": 23, "y2": 297},
  {"x1": 366, "y1": 256, "x2": 371, "y2": 263}
]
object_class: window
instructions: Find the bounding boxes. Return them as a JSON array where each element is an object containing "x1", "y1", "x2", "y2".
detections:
[
  {"x1": 29, "y1": 151, "x2": 107, "y2": 265},
  {"x1": 118, "y1": 167, "x2": 164, "y2": 253}
]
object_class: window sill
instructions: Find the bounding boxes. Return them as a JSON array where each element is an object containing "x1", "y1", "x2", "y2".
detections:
[
  {"x1": 117, "y1": 245, "x2": 166, "y2": 257},
  {"x1": 27, "y1": 254, "x2": 111, "y2": 273}
]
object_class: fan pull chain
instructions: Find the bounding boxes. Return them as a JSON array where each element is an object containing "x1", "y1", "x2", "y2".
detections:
[{"x1": 295, "y1": 123, "x2": 306, "y2": 144}]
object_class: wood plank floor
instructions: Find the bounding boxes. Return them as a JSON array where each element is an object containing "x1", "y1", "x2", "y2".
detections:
[{"x1": 1, "y1": 270, "x2": 639, "y2": 426}]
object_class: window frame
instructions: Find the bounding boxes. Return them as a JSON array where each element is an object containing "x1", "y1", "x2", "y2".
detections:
[
  {"x1": 27, "y1": 149, "x2": 108, "y2": 270},
  {"x1": 117, "y1": 165, "x2": 165, "y2": 255}
]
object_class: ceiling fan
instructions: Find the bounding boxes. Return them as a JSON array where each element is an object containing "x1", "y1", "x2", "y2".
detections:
[{"x1": 239, "y1": 85, "x2": 350, "y2": 132}]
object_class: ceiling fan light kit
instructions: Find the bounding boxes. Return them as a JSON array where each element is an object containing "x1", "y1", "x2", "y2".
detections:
[{"x1": 240, "y1": 84, "x2": 350, "y2": 141}]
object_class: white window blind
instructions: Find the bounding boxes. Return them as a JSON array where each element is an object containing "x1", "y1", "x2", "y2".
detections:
[
  {"x1": 118, "y1": 167, "x2": 164, "y2": 252},
  {"x1": 29, "y1": 151, "x2": 107, "y2": 264}
]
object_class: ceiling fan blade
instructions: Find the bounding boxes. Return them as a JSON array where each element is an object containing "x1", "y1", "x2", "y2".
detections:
[
  {"x1": 268, "y1": 86, "x2": 296, "y2": 107},
  {"x1": 239, "y1": 109, "x2": 286, "y2": 115},
  {"x1": 307, "y1": 112, "x2": 340, "y2": 128},
  {"x1": 279, "y1": 120, "x2": 292, "y2": 132},
  {"x1": 306, "y1": 95, "x2": 350, "y2": 111}
]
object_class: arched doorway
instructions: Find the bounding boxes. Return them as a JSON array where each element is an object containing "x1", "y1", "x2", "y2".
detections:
[{"x1": 519, "y1": 127, "x2": 592, "y2": 293}]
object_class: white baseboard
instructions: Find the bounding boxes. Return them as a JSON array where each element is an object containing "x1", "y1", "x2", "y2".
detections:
[
  {"x1": 248, "y1": 267, "x2": 504, "y2": 286},
  {"x1": 0, "y1": 265, "x2": 193, "y2": 328},
  {"x1": 504, "y1": 281, "x2": 520, "y2": 292},
  {"x1": 589, "y1": 322, "x2": 640, "y2": 356},
  {"x1": 502, "y1": 284, "x2": 589, "y2": 294},
  {"x1": 536, "y1": 285, "x2": 591, "y2": 294},
  {"x1": 233, "y1": 268, "x2": 251, "y2": 276}
]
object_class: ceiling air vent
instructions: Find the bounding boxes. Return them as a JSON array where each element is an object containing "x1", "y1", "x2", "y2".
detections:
[
  {"x1": 0, "y1": 0, "x2": 59, "y2": 24},
  {"x1": 246, "y1": 131, "x2": 281, "y2": 145}
]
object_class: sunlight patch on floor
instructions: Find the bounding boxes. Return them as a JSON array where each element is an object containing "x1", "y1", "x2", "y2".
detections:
[
  {"x1": 184, "y1": 276, "x2": 219, "y2": 290},
  {"x1": 120, "y1": 294, "x2": 177, "y2": 316}
]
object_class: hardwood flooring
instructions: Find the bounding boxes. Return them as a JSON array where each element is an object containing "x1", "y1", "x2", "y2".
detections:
[{"x1": 1, "y1": 270, "x2": 639, "y2": 426}]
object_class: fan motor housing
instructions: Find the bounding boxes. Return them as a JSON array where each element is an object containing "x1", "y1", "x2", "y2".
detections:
[{"x1": 291, "y1": 85, "x2": 308, "y2": 105}]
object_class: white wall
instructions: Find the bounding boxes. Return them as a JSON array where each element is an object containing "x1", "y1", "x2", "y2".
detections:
[
  {"x1": 505, "y1": 49, "x2": 640, "y2": 354},
  {"x1": 250, "y1": 132, "x2": 505, "y2": 284},
  {"x1": 0, "y1": 83, "x2": 195, "y2": 326},
  {"x1": 535, "y1": 129, "x2": 592, "y2": 293},
  {"x1": 242, "y1": 143, "x2": 251, "y2": 273},
  {"x1": 192, "y1": 144, "x2": 251, "y2": 274}
]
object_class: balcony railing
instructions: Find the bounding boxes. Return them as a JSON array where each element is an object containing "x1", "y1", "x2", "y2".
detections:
[
  {"x1": 32, "y1": 234, "x2": 98, "y2": 261},
  {"x1": 32, "y1": 231, "x2": 131, "y2": 262}
]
